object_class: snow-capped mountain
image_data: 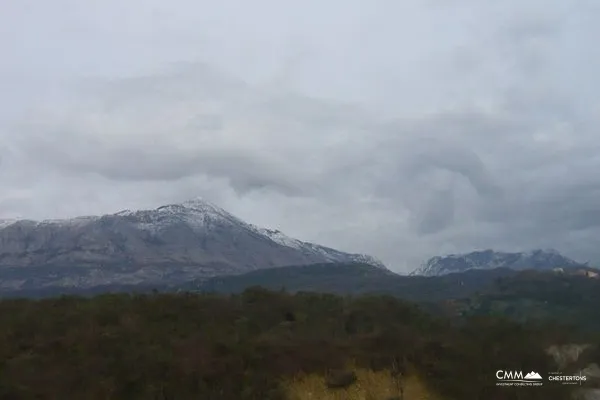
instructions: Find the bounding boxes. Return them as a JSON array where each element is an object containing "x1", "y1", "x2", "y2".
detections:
[
  {"x1": 410, "y1": 249, "x2": 587, "y2": 276},
  {"x1": 0, "y1": 198, "x2": 386, "y2": 291}
]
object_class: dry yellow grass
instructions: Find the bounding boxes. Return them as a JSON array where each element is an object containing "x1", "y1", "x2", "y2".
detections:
[{"x1": 283, "y1": 367, "x2": 443, "y2": 400}]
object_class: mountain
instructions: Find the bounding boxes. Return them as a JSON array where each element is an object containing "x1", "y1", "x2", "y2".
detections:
[
  {"x1": 0, "y1": 198, "x2": 385, "y2": 292},
  {"x1": 410, "y1": 249, "x2": 587, "y2": 276}
]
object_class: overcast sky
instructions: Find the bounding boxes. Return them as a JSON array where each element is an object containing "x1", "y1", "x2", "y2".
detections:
[{"x1": 1, "y1": 0, "x2": 599, "y2": 271}]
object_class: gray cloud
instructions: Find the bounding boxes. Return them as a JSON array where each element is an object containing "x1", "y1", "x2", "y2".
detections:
[{"x1": 0, "y1": 0, "x2": 598, "y2": 271}]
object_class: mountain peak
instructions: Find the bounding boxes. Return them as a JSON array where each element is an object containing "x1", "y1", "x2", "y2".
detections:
[
  {"x1": 179, "y1": 196, "x2": 222, "y2": 210},
  {"x1": 153, "y1": 197, "x2": 236, "y2": 219}
]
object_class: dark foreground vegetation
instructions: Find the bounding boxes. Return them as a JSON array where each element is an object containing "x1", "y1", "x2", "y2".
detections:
[{"x1": 0, "y1": 288, "x2": 590, "y2": 399}]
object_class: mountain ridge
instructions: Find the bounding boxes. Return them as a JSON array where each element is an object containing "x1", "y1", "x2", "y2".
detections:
[
  {"x1": 410, "y1": 249, "x2": 588, "y2": 276},
  {"x1": 0, "y1": 197, "x2": 386, "y2": 291}
]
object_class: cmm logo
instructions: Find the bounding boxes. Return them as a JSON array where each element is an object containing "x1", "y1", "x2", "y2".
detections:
[{"x1": 496, "y1": 370, "x2": 543, "y2": 386}]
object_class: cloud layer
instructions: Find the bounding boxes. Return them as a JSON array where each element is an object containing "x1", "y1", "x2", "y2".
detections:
[{"x1": 1, "y1": 0, "x2": 599, "y2": 271}]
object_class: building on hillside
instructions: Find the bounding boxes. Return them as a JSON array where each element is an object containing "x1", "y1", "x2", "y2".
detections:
[
  {"x1": 571, "y1": 269, "x2": 599, "y2": 278},
  {"x1": 585, "y1": 270, "x2": 599, "y2": 278}
]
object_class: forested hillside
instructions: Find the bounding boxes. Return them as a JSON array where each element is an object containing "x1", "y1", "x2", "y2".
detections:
[
  {"x1": 188, "y1": 262, "x2": 517, "y2": 301},
  {"x1": 0, "y1": 289, "x2": 584, "y2": 399},
  {"x1": 453, "y1": 269, "x2": 600, "y2": 333}
]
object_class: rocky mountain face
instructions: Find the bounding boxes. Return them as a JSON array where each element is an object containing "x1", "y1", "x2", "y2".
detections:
[
  {"x1": 410, "y1": 249, "x2": 587, "y2": 276},
  {"x1": 0, "y1": 198, "x2": 386, "y2": 291}
]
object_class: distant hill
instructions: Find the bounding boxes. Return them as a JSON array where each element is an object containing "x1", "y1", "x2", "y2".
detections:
[
  {"x1": 184, "y1": 262, "x2": 519, "y2": 303},
  {"x1": 0, "y1": 262, "x2": 518, "y2": 301},
  {"x1": 185, "y1": 262, "x2": 600, "y2": 332},
  {"x1": 410, "y1": 249, "x2": 588, "y2": 276}
]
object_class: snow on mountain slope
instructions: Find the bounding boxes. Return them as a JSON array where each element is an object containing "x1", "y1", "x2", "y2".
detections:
[
  {"x1": 110, "y1": 198, "x2": 249, "y2": 234},
  {"x1": 0, "y1": 219, "x2": 18, "y2": 229},
  {"x1": 251, "y1": 226, "x2": 387, "y2": 268},
  {"x1": 0, "y1": 197, "x2": 386, "y2": 290},
  {"x1": 410, "y1": 249, "x2": 587, "y2": 276}
]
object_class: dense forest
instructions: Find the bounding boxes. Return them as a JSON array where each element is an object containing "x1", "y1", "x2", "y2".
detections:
[{"x1": 0, "y1": 287, "x2": 592, "y2": 399}]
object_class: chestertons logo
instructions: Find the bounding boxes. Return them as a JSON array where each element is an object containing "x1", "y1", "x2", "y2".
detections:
[
  {"x1": 496, "y1": 370, "x2": 543, "y2": 386},
  {"x1": 547, "y1": 371, "x2": 587, "y2": 385}
]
